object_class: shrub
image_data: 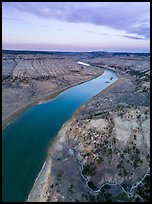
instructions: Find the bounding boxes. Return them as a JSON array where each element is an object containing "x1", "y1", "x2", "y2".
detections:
[
  {"x1": 82, "y1": 163, "x2": 96, "y2": 176},
  {"x1": 88, "y1": 181, "x2": 96, "y2": 190}
]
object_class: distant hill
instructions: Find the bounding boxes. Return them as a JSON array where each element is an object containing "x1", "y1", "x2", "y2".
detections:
[{"x1": 2, "y1": 49, "x2": 150, "y2": 57}]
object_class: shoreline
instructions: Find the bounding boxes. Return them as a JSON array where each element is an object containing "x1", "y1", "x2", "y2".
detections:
[
  {"x1": 46, "y1": 71, "x2": 120, "y2": 160},
  {"x1": 2, "y1": 89, "x2": 65, "y2": 131},
  {"x1": 47, "y1": 76, "x2": 121, "y2": 161},
  {"x1": 2, "y1": 71, "x2": 104, "y2": 131},
  {"x1": 27, "y1": 160, "x2": 52, "y2": 202},
  {"x1": 27, "y1": 71, "x2": 119, "y2": 201}
]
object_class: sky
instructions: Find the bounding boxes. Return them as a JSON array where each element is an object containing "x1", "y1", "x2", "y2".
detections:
[{"x1": 2, "y1": 2, "x2": 150, "y2": 52}]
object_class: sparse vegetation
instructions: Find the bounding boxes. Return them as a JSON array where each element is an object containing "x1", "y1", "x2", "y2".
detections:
[
  {"x1": 96, "y1": 156, "x2": 103, "y2": 163},
  {"x1": 57, "y1": 172, "x2": 62, "y2": 180},
  {"x1": 82, "y1": 163, "x2": 96, "y2": 176},
  {"x1": 88, "y1": 181, "x2": 96, "y2": 190}
]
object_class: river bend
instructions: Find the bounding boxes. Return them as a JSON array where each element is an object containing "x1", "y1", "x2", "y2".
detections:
[{"x1": 2, "y1": 63, "x2": 118, "y2": 201}]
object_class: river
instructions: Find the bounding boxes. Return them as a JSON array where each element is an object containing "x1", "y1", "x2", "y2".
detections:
[{"x1": 2, "y1": 64, "x2": 118, "y2": 202}]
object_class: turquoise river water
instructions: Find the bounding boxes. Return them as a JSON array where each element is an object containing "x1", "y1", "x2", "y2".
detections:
[{"x1": 2, "y1": 67, "x2": 117, "y2": 202}]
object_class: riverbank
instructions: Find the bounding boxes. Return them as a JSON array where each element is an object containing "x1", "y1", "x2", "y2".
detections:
[
  {"x1": 2, "y1": 73, "x2": 103, "y2": 130},
  {"x1": 2, "y1": 53, "x2": 104, "y2": 130},
  {"x1": 27, "y1": 73, "x2": 120, "y2": 202},
  {"x1": 3, "y1": 59, "x2": 112, "y2": 202},
  {"x1": 27, "y1": 54, "x2": 150, "y2": 202}
]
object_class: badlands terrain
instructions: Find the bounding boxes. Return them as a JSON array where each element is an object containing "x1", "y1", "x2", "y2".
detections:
[
  {"x1": 2, "y1": 51, "x2": 103, "y2": 129},
  {"x1": 2, "y1": 51, "x2": 150, "y2": 202}
]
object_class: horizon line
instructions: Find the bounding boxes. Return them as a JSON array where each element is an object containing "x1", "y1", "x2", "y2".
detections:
[{"x1": 2, "y1": 49, "x2": 150, "y2": 54}]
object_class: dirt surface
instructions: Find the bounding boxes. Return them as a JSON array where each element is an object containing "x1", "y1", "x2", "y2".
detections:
[{"x1": 27, "y1": 53, "x2": 150, "y2": 202}]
